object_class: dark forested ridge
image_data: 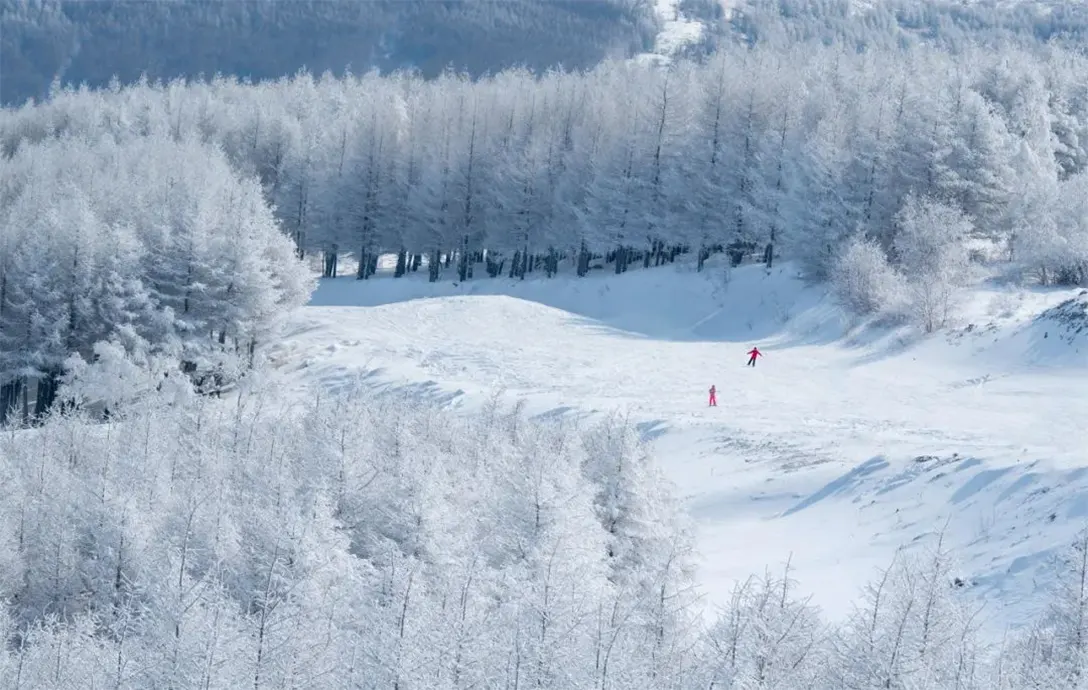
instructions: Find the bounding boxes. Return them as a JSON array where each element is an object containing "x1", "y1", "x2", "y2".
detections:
[
  {"x1": 0, "y1": 0, "x2": 661, "y2": 106},
  {"x1": 6, "y1": 0, "x2": 1088, "y2": 108}
]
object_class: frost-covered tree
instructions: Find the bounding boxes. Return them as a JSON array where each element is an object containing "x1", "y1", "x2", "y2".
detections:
[
  {"x1": 580, "y1": 413, "x2": 702, "y2": 686},
  {"x1": 0, "y1": 134, "x2": 312, "y2": 421},
  {"x1": 893, "y1": 195, "x2": 974, "y2": 332},
  {"x1": 5, "y1": 34, "x2": 1084, "y2": 287},
  {"x1": 831, "y1": 235, "x2": 907, "y2": 318},
  {"x1": 0, "y1": 372, "x2": 714, "y2": 689},
  {"x1": 704, "y1": 558, "x2": 825, "y2": 689},
  {"x1": 828, "y1": 537, "x2": 984, "y2": 690},
  {"x1": 996, "y1": 528, "x2": 1088, "y2": 690},
  {"x1": 1013, "y1": 170, "x2": 1088, "y2": 286}
]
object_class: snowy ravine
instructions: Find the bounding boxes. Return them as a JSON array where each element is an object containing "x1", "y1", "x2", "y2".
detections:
[{"x1": 267, "y1": 260, "x2": 1088, "y2": 639}]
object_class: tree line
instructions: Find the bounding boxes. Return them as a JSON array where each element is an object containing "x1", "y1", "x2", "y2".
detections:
[
  {"x1": 8, "y1": 33, "x2": 1088, "y2": 413},
  {"x1": 6, "y1": 34, "x2": 1088, "y2": 417},
  {"x1": 3, "y1": 36, "x2": 1087, "y2": 290}
]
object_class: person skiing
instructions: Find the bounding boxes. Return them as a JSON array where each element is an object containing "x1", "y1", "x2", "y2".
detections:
[
  {"x1": 708, "y1": 385, "x2": 717, "y2": 406},
  {"x1": 746, "y1": 347, "x2": 762, "y2": 367}
]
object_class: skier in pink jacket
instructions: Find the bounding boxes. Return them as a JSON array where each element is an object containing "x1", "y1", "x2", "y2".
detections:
[{"x1": 746, "y1": 347, "x2": 762, "y2": 367}]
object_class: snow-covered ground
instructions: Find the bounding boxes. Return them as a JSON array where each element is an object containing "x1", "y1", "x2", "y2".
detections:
[
  {"x1": 268, "y1": 257, "x2": 1088, "y2": 639},
  {"x1": 651, "y1": 0, "x2": 706, "y2": 56},
  {"x1": 631, "y1": 0, "x2": 707, "y2": 66}
]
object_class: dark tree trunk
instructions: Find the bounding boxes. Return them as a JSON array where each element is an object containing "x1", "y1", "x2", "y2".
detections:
[
  {"x1": 485, "y1": 254, "x2": 505, "y2": 278},
  {"x1": 322, "y1": 245, "x2": 338, "y2": 278},
  {"x1": 34, "y1": 370, "x2": 61, "y2": 419},
  {"x1": 577, "y1": 240, "x2": 590, "y2": 277},
  {"x1": 0, "y1": 378, "x2": 23, "y2": 426},
  {"x1": 458, "y1": 235, "x2": 470, "y2": 282},
  {"x1": 615, "y1": 245, "x2": 630, "y2": 274},
  {"x1": 356, "y1": 248, "x2": 379, "y2": 280},
  {"x1": 429, "y1": 248, "x2": 441, "y2": 282},
  {"x1": 356, "y1": 248, "x2": 367, "y2": 280},
  {"x1": 394, "y1": 249, "x2": 407, "y2": 278},
  {"x1": 545, "y1": 247, "x2": 559, "y2": 278}
]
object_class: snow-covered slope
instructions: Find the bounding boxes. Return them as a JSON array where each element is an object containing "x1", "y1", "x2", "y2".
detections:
[
  {"x1": 645, "y1": 0, "x2": 706, "y2": 59},
  {"x1": 268, "y1": 259, "x2": 1088, "y2": 638}
]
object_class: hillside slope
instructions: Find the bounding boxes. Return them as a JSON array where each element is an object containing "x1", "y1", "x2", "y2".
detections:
[
  {"x1": 10, "y1": 0, "x2": 1088, "y2": 108},
  {"x1": 268, "y1": 260, "x2": 1088, "y2": 636},
  {"x1": 722, "y1": 0, "x2": 1088, "y2": 51},
  {"x1": 0, "y1": 0, "x2": 660, "y2": 106}
]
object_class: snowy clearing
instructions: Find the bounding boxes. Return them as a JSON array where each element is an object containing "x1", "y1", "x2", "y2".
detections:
[{"x1": 269, "y1": 259, "x2": 1088, "y2": 638}]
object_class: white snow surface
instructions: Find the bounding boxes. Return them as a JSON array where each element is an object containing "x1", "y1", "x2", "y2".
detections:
[
  {"x1": 631, "y1": 0, "x2": 706, "y2": 66},
  {"x1": 651, "y1": 0, "x2": 706, "y2": 55},
  {"x1": 268, "y1": 258, "x2": 1088, "y2": 639}
]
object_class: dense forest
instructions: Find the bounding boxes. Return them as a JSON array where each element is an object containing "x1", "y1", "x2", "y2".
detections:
[
  {"x1": 3, "y1": 3, "x2": 1088, "y2": 685},
  {"x1": 7, "y1": 6, "x2": 1083, "y2": 392},
  {"x1": 4, "y1": 30, "x2": 1088, "y2": 416},
  {"x1": 5, "y1": 0, "x2": 1088, "y2": 107},
  {"x1": 4, "y1": 372, "x2": 1088, "y2": 688},
  {"x1": 729, "y1": 0, "x2": 1088, "y2": 54},
  {"x1": 0, "y1": 0, "x2": 663, "y2": 106},
  {"x1": 0, "y1": 133, "x2": 313, "y2": 423},
  {"x1": 8, "y1": 27, "x2": 1088, "y2": 280}
]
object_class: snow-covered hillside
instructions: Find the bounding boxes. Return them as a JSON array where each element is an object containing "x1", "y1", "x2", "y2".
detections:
[
  {"x1": 270, "y1": 259, "x2": 1088, "y2": 638},
  {"x1": 632, "y1": 0, "x2": 707, "y2": 64}
]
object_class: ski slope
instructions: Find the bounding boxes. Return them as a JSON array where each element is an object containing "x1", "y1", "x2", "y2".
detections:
[{"x1": 268, "y1": 259, "x2": 1088, "y2": 637}]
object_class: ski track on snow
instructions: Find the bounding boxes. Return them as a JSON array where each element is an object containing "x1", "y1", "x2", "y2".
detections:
[{"x1": 267, "y1": 262, "x2": 1088, "y2": 638}]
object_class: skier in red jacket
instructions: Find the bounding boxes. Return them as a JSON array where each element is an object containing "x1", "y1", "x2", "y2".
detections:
[
  {"x1": 746, "y1": 347, "x2": 762, "y2": 367},
  {"x1": 708, "y1": 385, "x2": 717, "y2": 406}
]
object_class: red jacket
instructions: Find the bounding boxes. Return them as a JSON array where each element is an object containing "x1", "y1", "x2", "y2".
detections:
[{"x1": 747, "y1": 348, "x2": 761, "y2": 358}]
